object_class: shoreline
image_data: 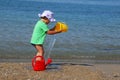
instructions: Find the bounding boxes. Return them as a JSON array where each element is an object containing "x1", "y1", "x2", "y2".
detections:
[{"x1": 0, "y1": 58, "x2": 120, "y2": 64}]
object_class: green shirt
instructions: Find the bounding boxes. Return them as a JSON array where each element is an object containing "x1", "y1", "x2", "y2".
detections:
[{"x1": 30, "y1": 20, "x2": 49, "y2": 44}]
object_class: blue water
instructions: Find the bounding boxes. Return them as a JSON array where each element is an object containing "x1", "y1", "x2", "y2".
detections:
[{"x1": 0, "y1": 0, "x2": 120, "y2": 60}]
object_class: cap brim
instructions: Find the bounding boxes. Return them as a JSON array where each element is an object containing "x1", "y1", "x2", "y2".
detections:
[
  {"x1": 38, "y1": 13, "x2": 41, "y2": 17},
  {"x1": 50, "y1": 18, "x2": 56, "y2": 22}
]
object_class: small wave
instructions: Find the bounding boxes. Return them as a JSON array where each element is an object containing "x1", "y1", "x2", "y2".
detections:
[{"x1": 25, "y1": 0, "x2": 120, "y2": 6}]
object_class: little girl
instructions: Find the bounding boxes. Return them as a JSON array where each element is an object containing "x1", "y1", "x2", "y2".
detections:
[{"x1": 31, "y1": 10, "x2": 61, "y2": 60}]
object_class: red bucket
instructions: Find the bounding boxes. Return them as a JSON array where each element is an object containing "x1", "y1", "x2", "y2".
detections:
[
  {"x1": 32, "y1": 56, "x2": 46, "y2": 71},
  {"x1": 32, "y1": 56, "x2": 52, "y2": 71}
]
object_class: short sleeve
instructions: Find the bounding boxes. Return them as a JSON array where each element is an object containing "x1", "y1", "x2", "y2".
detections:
[{"x1": 41, "y1": 24, "x2": 49, "y2": 32}]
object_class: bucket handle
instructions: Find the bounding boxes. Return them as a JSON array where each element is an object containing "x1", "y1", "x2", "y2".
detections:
[{"x1": 32, "y1": 56, "x2": 44, "y2": 67}]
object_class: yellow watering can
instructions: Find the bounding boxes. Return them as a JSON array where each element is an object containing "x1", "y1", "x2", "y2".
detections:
[{"x1": 54, "y1": 22, "x2": 68, "y2": 32}]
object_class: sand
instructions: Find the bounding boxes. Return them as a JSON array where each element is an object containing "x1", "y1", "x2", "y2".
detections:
[
  {"x1": 0, "y1": 62, "x2": 120, "y2": 80},
  {"x1": 94, "y1": 64, "x2": 120, "y2": 80}
]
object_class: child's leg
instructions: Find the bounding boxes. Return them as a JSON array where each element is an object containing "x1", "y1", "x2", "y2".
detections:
[{"x1": 34, "y1": 45, "x2": 44, "y2": 60}]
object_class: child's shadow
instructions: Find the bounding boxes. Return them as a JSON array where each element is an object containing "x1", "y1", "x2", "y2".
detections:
[
  {"x1": 46, "y1": 63, "x2": 63, "y2": 71},
  {"x1": 46, "y1": 62, "x2": 93, "y2": 71}
]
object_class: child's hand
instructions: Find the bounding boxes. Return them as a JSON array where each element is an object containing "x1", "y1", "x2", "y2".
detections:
[
  {"x1": 50, "y1": 26, "x2": 62, "y2": 32},
  {"x1": 55, "y1": 30, "x2": 62, "y2": 33}
]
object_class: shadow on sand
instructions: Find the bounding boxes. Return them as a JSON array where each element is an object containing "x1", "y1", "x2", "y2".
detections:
[{"x1": 46, "y1": 62, "x2": 93, "y2": 71}]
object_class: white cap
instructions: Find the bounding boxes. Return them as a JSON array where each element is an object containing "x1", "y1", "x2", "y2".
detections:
[{"x1": 38, "y1": 10, "x2": 56, "y2": 22}]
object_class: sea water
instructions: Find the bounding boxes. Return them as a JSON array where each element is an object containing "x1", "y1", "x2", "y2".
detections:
[{"x1": 0, "y1": 0, "x2": 120, "y2": 62}]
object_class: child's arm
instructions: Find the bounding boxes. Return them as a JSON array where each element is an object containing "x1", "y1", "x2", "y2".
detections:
[{"x1": 46, "y1": 29, "x2": 61, "y2": 35}]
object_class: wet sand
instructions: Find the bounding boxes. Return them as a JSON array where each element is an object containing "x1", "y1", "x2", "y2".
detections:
[{"x1": 0, "y1": 62, "x2": 119, "y2": 80}]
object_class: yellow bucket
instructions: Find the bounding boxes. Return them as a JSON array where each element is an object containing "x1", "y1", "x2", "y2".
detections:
[{"x1": 54, "y1": 22, "x2": 68, "y2": 32}]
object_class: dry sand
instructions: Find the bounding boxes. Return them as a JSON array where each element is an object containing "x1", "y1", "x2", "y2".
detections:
[
  {"x1": 94, "y1": 64, "x2": 120, "y2": 80},
  {"x1": 0, "y1": 62, "x2": 119, "y2": 80}
]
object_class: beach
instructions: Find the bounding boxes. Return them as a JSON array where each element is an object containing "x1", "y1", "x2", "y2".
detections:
[
  {"x1": 0, "y1": 0, "x2": 120, "y2": 80},
  {"x1": 0, "y1": 62, "x2": 120, "y2": 80}
]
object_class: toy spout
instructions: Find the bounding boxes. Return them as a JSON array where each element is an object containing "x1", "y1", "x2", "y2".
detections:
[{"x1": 45, "y1": 58, "x2": 52, "y2": 66}]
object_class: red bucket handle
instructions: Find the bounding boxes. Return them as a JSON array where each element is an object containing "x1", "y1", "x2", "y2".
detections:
[{"x1": 32, "y1": 56, "x2": 44, "y2": 67}]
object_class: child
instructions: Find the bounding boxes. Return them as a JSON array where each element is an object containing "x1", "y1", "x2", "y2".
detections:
[{"x1": 31, "y1": 10, "x2": 61, "y2": 60}]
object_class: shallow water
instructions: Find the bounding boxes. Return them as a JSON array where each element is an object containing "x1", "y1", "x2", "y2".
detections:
[{"x1": 0, "y1": 0, "x2": 120, "y2": 60}]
